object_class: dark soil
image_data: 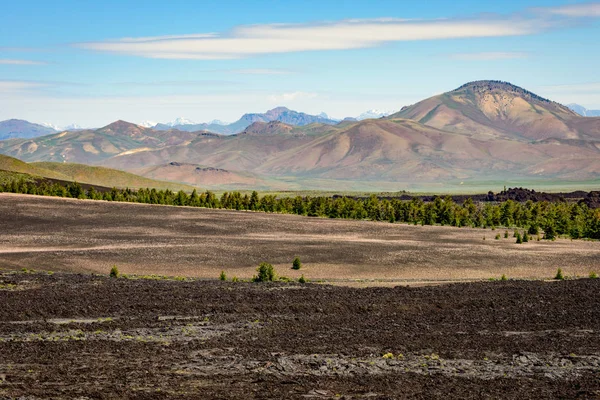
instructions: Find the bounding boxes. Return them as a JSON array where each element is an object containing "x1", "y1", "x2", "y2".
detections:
[{"x1": 1, "y1": 272, "x2": 599, "y2": 399}]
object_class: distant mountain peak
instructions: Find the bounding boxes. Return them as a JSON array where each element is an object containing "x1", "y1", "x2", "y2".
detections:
[
  {"x1": 568, "y1": 103, "x2": 600, "y2": 117},
  {"x1": 0, "y1": 119, "x2": 58, "y2": 140},
  {"x1": 99, "y1": 120, "x2": 146, "y2": 134},
  {"x1": 453, "y1": 80, "x2": 555, "y2": 104}
]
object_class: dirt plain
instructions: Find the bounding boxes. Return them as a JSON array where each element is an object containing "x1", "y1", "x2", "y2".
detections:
[
  {"x1": 0, "y1": 272, "x2": 599, "y2": 399},
  {"x1": 0, "y1": 193, "x2": 599, "y2": 283}
]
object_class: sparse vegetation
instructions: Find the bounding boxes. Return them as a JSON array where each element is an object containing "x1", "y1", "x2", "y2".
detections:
[
  {"x1": 109, "y1": 265, "x2": 119, "y2": 278},
  {"x1": 590, "y1": 271, "x2": 598, "y2": 279},
  {"x1": 298, "y1": 274, "x2": 306, "y2": 284},
  {"x1": 219, "y1": 271, "x2": 227, "y2": 281},
  {"x1": 515, "y1": 232, "x2": 522, "y2": 244},
  {"x1": 555, "y1": 268, "x2": 564, "y2": 281},
  {"x1": 501, "y1": 274, "x2": 508, "y2": 281}
]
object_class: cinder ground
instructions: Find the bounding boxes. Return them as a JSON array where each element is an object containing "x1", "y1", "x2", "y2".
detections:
[
  {"x1": 0, "y1": 272, "x2": 599, "y2": 399},
  {"x1": 0, "y1": 193, "x2": 598, "y2": 284}
]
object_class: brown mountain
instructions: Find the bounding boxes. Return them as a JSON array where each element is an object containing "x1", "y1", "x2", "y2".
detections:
[{"x1": 389, "y1": 80, "x2": 596, "y2": 141}]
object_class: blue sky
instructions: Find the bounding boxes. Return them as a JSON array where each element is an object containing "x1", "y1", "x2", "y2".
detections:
[{"x1": 1, "y1": 0, "x2": 599, "y2": 127}]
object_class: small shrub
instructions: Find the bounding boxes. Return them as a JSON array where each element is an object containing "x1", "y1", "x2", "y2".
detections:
[
  {"x1": 232, "y1": 276, "x2": 239, "y2": 282},
  {"x1": 500, "y1": 274, "x2": 508, "y2": 281},
  {"x1": 528, "y1": 225, "x2": 539, "y2": 235},
  {"x1": 219, "y1": 271, "x2": 227, "y2": 281},
  {"x1": 382, "y1": 352, "x2": 394, "y2": 359},
  {"x1": 515, "y1": 232, "x2": 522, "y2": 244},
  {"x1": 292, "y1": 257, "x2": 302, "y2": 270},
  {"x1": 109, "y1": 265, "x2": 119, "y2": 278},
  {"x1": 523, "y1": 232, "x2": 529, "y2": 242},
  {"x1": 504, "y1": 231, "x2": 509, "y2": 239},
  {"x1": 513, "y1": 230, "x2": 518, "y2": 238},
  {"x1": 253, "y1": 262, "x2": 276, "y2": 282},
  {"x1": 589, "y1": 271, "x2": 598, "y2": 279},
  {"x1": 298, "y1": 274, "x2": 306, "y2": 284},
  {"x1": 495, "y1": 234, "x2": 501, "y2": 240},
  {"x1": 555, "y1": 268, "x2": 564, "y2": 280}
]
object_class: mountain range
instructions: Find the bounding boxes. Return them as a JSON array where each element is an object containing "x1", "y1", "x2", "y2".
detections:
[
  {"x1": 152, "y1": 107, "x2": 340, "y2": 134},
  {"x1": 1, "y1": 80, "x2": 599, "y2": 191}
]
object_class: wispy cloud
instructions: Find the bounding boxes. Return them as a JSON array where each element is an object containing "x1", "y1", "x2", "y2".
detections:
[
  {"x1": 0, "y1": 80, "x2": 49, "y2": 92},
  {"x1": 542, "y1": 2, "x2": 600, "y2": 17},
  {"x1": 0, "y1": 59, "x2": 47, "y2": 65},
  {"x1": 228, "y1": 68, "x2": 291, "y2": 75},
  {"x1": 449, "y1": 52, "x2": 530, "y2": 60},
  {"x1": 267, "y1": 91, "x2": 318, "y2": 102},
  {"x1": 539, "y1": 82, "x2": 600, "y2": 94},
  {"x1": 76, "y1": 15, "x2": 547, "y2": 60},
  {"x1": 113, "y1": 80, "x2": 237, "y2": 87}
]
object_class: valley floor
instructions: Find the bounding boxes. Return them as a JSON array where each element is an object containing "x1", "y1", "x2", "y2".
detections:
[
  {"x1": 0, "y1": 193, "x2": 598, "y2": 283},
  {"x1": 0, "y1": 272, "x2": 599, "y2": 399}
]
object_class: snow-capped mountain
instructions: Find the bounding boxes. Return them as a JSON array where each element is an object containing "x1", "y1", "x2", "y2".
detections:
[
  {"x1": 356, "y1": 109, "x2": 395, "y2": 120},
  {"x1": 165, "y1": 117, "x2": 196, "y2": 127},
  {"x1": 41, "y1": 122, "x2": 84, "y2": 131},
  {"x1": 40, "y1": 122, "x2": 61, "y2": 131},
  {"x1": 208, "y1": 119, "x2": 228, "y2": 126},
  {"x1": 138, "y1": 121, "x2": 158, "y2": 128}
]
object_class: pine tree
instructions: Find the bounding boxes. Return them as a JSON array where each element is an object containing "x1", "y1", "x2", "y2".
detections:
[{"x1": 292, "y1": 257, "x2": 301, "y2": 270}]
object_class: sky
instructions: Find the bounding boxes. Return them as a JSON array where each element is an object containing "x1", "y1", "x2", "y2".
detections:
[{"x1": 1, "y1": 0, "x2": 600, "y2": 128}]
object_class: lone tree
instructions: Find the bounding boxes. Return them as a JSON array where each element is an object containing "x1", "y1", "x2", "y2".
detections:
[
  {"x1": 555, "y1": 268, "x2": 564, "y2": 280},
  {"x1": 292, "y1": 257, "x2": 302, "y2": 270},
  {"x1": 253, "y1": 262, "x2": 276, "y2": 282},
  {"x1": 219, "y1": 270, "x2": 227, "y2": 281},
  {"x1": 109, "y1": 265, "x2": 119, "y2": 278},
  {"x1": 515, "y1": 232, "x2": 522, "y2": 244}
]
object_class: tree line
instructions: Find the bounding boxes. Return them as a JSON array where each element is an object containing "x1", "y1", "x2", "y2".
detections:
[{"x1": 2, "y1": 177, "x2": 599, "y2": 239}]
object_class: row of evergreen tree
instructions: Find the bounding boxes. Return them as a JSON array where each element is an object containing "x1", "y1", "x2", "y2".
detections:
[{"x1": 2, "y1": 177, "x2": 599, "y2": 239}]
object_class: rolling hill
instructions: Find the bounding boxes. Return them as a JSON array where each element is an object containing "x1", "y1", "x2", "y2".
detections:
[
  {"x1": 1, "y1": 80, "x2": 599, "y2": 190},
  {"x1": 134, "y1": 162, "x2": 266, "y2": 188},
  {"x1": 0, "y1": 154, "x2": 195, "y2": 191}
]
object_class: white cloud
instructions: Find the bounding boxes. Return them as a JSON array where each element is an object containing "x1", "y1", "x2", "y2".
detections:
[
  {"x1": 0, "y1": 59, "x2": 46, "y2": 65},
  {"x1": 449, "y1": 52, "x2": 530, "y2": 60},
  {"x1": 76, "y1": 17, "x2": 542, "y2": 60},
  {"x1": 267, "y1": 92, "x2": 318, "y2": 103},
  {"x1": 543, "y1": 2, "x2": 600, "y2": 17}
]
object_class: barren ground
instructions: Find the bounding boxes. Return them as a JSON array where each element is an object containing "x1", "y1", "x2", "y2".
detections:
[
  {"x1": 0, "y1": 272, "x2": 599, "y2": 399},
  {"x1": 0, "y1": 193, "x2": 598, "y2": 283}
]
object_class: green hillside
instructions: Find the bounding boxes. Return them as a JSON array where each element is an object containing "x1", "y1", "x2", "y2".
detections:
[
  {"x1": 32, "y1": 162, "x2": 197, "y2": 191},
  {"x1": 0, "y1": 154, "x2": 71, "y2": 180}
]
